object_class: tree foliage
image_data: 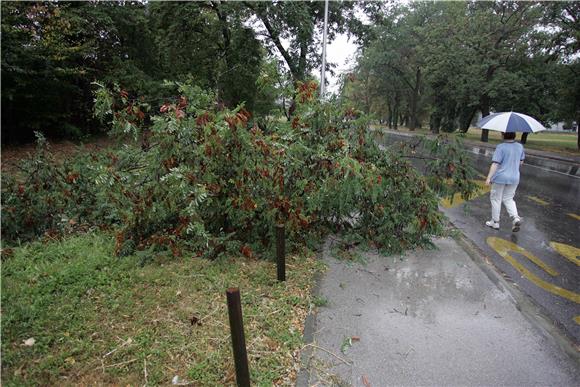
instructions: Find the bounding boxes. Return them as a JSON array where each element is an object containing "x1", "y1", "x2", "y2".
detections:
[
  {"x1": 2, "y1": 81, "x2": 478, "y2": 259},
  {"x1": 1, "y1": 1, "x2": 266, "y2": 143},
  {"x1": 245, "y1": 1, "x2": 358, "y2": 84},
  {"x1": 345, "y1": 1, "x2": 579, "y2": 146}
]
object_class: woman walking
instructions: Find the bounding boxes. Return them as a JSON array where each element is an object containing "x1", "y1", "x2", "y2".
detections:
[{"x1": 484, "y1": 132, "x2": 525, "y2": 232}]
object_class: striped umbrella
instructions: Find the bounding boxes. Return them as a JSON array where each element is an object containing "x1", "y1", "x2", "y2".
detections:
[{"x1": 476, "y1": 112, "x2": 546, "y2": 133}]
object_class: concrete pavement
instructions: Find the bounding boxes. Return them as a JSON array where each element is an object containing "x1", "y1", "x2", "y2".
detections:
[
  {"x1": 298, "y1": 236, "x2": 579, "y2": 386},
  {"x1": 376, "y1": 129, "x2": 580, "y2": 342}
]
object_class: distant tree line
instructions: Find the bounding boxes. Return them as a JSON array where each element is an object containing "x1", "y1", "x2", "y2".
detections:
[{"x1": 342, "y1": 1, "x2": 579, "y2": 147}]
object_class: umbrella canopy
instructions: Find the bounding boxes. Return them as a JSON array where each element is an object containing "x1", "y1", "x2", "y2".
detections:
[{"x1": 476, "y1": 112, "x2": 546, "y2": 133}]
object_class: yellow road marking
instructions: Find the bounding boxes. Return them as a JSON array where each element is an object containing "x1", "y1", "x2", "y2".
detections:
[
  {"x1": 487, "y1": 237, "x2": 580, "y2": 304},
  {"x1": 441, "y1": 180, "x2": 489, "y2": 209},
  {"x1": 567, "y1": 213, "x2": 580, "y2": 221},
  {"x1": 549, "y1": 242, "x2": 580, "y2": 266},
  {"x1": 488, "y1": 237, "x2": 559, "y2": 276},
  {"x1": 575, "y1": 316, "x2": 580, "y2": 325},
  {"x1": 526, "y1": 195, "x2": 549, "y2": 206}
]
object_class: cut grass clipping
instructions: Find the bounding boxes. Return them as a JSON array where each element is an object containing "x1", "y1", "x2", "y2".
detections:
[{"x1": 1, "y1": 232, "x2": 324, "y2": 386}]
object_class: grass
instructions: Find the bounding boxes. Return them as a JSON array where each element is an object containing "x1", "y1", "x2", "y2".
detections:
[
  {"x1": 372, "y1": 124, "x2": 579, "y2": 156},
  {"x1": 312, "y1": 296, "x2": 328, "y2": 307},
  {"x1": 461, "y1": 127, "x2": 579, "y2": 155},
  {"x1": 1, "y1": 232, "x2": 324, "y2": 386}
]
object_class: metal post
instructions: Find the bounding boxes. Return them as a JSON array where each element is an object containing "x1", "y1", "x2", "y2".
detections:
[
  {"x1": 320, "y1": 0, "x2": 329, "y2": 98},
  {"x1": 226, "y1": 288, "x2": 250, "y2": 387},
  {"x1": 276, "y1": 224, "x2": 286, "y2": 282}
]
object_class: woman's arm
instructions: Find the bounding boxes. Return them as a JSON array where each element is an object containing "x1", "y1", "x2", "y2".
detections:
[{"x1": 485, "y1": 162, "x2": 499, "y2": 185}]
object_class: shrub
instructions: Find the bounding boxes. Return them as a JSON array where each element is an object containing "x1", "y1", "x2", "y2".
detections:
[
  {"x1": 2, "y1": 80, "x2": 478, "y2": 258},
  {"x1": 1, "y1": 133, "x2": 113, "y2": 242}
]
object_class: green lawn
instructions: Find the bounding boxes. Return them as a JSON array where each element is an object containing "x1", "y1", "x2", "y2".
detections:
[
  {"x1": 461, "y1": 127, "x2": 579, "y2": 155},
  {"x1": 372, "y1": 124, "x2": 579, "y2": 156},
  {"x1": 1, "y1": 232, "x2": 323, "y2": 386}
]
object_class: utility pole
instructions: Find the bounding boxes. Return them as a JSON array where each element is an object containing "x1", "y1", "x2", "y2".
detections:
[{"x1": 320, "y1": 0, "x2": 329, "y2": 98}]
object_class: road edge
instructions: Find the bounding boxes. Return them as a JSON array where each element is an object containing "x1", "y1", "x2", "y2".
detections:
[
  {"x1": 451, "y1": 228, "x2": 580, "y2": 364},
  {"x1": 372, "y1": 127, "x2": 580, "y2": 166},
  {"x1": 296, "y1": 249, "x2": 324, "y2": 386}
]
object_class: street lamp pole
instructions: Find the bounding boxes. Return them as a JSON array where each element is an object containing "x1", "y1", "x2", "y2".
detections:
[{"x1": 320, "y1": 0, "x2": 329, "y2": 98}]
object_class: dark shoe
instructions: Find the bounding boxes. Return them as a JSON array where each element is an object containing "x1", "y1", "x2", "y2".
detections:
[{"x1": 512, "y1": 217, "x2": 522, "y2": 232}]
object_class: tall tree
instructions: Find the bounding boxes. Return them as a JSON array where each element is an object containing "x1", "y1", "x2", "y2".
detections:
[
  {"x1": 456, "y1": 1, "x2": 542, "y2": 141},
  {"x1": 1, "y1": 1, "x2": 268, "y2": 143},
  {"x1": 244, "y1": 1, "x2": 359, "y2": 84},
  {"x1": 2, "y1": 2, "x2": 111, "y2": 141},
  {"x1": 538, "y1": 2, "x2": 580, "y2": 148},
  {"x1": 354, "y1": 1, "x2": 547, "y2": 140},
  {"x1": 350, "y1": 4, "x2": 430, "y2": 130},
  {"x1": 149, "y1": 1, "x2": 263, "y2": 110},
  {"x1": 1, "y1": 1, "x2": 158, "y2": 143}
]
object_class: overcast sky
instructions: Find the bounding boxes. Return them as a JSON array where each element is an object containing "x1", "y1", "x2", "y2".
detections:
[
  {"x1": 324, "y1": 32, "x2": 360, "y2": 94},
  {"x1": 248, "y1": 13, "x2": 362, "y2": 95}
]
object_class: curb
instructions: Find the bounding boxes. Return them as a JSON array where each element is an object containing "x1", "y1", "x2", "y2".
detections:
[
  {"x1": 296, "y1": 248, "x2": 325, "y2": 386},
  {"x1": 449, "y1": 225, "x2": 580, "y2": 364}
]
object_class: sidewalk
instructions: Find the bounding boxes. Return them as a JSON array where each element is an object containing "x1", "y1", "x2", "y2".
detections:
[{"x1": 298, "y1": 236, "x2": 579, "y2": 386}]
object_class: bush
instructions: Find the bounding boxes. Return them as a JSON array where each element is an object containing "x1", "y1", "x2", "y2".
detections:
[
  {"x1": 2, "y1": 81, "x2": 478, "y2": 258},
  {"x1": 1, "y1": 133, "x2": 114, "y2": 242}
]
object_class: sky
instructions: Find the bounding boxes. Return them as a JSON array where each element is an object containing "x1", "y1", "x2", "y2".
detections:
[
  {"x1": 247, "y1": 11, "x2": 363, "y2": 95},
  {"x1": 324, "y1": 32, "x2": 360, "y2": 94}
]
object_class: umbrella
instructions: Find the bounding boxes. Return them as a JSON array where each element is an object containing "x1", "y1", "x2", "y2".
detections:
[{"x1": 476, "y1": 112, "x2": 546, "y2": 133}]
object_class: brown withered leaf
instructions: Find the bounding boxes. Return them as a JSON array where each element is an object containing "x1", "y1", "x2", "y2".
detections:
[{"x1": 362, "y1": 375, "x2": 371, "y2": 387}]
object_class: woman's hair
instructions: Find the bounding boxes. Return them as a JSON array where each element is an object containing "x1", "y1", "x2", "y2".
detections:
[{"x1": 502, "y1": 132, "x2": 516, "y2": 140}]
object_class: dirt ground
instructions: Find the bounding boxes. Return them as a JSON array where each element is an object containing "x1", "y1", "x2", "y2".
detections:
[{"x1": 1, "y1": 136, "x2": 116, "y2": 174}]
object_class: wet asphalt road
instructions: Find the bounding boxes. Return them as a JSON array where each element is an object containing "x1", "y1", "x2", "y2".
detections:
[{"x1": 379, "y1": 132, "x2": 580, "y2": 343}]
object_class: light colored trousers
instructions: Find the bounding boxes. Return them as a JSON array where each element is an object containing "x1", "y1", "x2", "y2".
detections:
[{"x1": 490, "y1": 183, "x2": 519, "y2": 222}]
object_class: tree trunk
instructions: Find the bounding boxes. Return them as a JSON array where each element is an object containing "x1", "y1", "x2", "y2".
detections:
[
  {"x1": 401, "y1": 112, "x2": 408, "y2": 128},
  {"x1": 520, "y1": 132, "x2": 528, "y2": 144},
  {"x1": 459, "y1": 107, "x2": 477, "y2": 133},
  {"x1": 393, "y1": 95, "x2": 399, "y2": 130},
  {"x1": 430, "y1": 113, "x2": 440, "y2": 134},
  {"x1": 480, "y1": 95, "x2": 490, "y2": 142},
  {"x1": 408, "y1": 68, "x2": 422, "y2": 131},
  {"x1": 481, "y1": 129, "x2": 489, "y2": 143},
  {"x1": 577, "y1": 113, "x2": 580, "y2": 150},
  {"x1": 429, "y1": 112, "x2": 441, "y2": 134}
]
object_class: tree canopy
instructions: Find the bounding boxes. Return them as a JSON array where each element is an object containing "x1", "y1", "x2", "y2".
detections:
[
  {"x1": 2, "y1": 1, "x2": 269, "y2": 143},
  {"x1": 343, "y1": 1, "x2": 580, "y2": 146}
]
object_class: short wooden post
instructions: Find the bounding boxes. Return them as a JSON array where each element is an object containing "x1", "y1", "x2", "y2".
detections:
[
  {"x1": 276, "y1": 224, "x2": 286, "y2": 281},
  {"x1": 226, "y1": 288, "x2": 250, "y2": 387}
]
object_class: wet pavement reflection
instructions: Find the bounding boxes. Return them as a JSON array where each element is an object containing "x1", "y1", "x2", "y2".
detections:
[{"x1": 376, "y1": 132, "x2": 580, "y2": 342}]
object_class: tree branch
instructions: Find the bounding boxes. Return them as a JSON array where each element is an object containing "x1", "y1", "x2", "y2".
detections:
[{"x1": 243, "y1": 1, "x2": 298, "y2": 80}]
